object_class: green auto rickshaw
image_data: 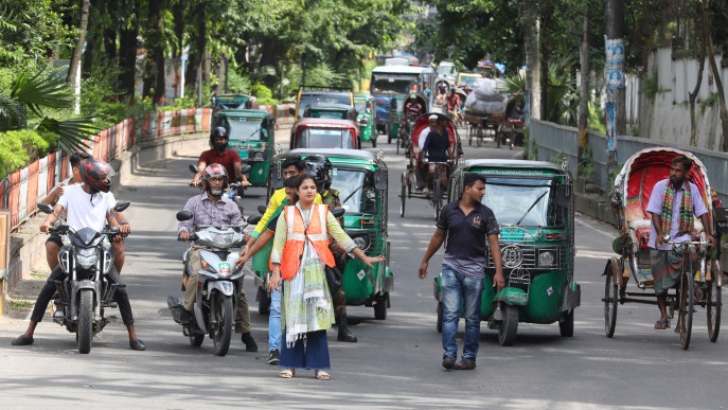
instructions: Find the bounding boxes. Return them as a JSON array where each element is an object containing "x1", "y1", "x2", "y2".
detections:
[
  {"x1": 387, "y1": 94, "x2": 405, "y2": 146},
  {"x1": 255, "y1": 148, "x2": 393, "y2": 319},
  {"x1": 434, "y1": 159, "x2": 580, "y2": 346},
  {"x1": 354, "y1": 94, "x2": 377, "y2": 147},
  {"x1": 215, "y1": 109, "x2": 275, "y2": 190}
]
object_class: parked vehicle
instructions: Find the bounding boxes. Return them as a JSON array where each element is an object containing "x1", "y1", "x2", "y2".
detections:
[
  {"x1": 215, "y1": 109, "x2": 274, "y2": 190},
  {"x1": 433, "y1": 159, "x2": 580, "y2": 346},
  {"x1": 290, "y1": 118, "x2": 360, "y2": 150},
  {"x1": 292, "y1": 86, "x2": 354, "y2": 122},
  {"x1": 302, "y1": 103, "x2": 358, "y2": 121},
  {"x1": 168, "y1": 211, "x2": 247, "y2": 356},
  {"x1": 38, "y1": 201, "x2": 131, "y2": 354},
  {"x1": 354, "y1": 94, "x2": 377, "y2": 147},
  {"x1": 265, "y1": 148, "x2": 393, "y2": 319},
  {"x1": 370, "y1": 65, "x2": 436, "y2": 104}
]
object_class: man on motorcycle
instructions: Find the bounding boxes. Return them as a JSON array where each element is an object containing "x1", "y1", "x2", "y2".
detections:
[
  {"x1": 304, "y1": 155, "x2": 358, "y2": 342},
  {"x1": 404, "y1": 93, "x2": 424, "y2": 122},
  {"x1": 191, "y1": 126, "x2": 250, "y2": 191},
  {"x1": 12, "y1": 158, "x2": 144, "y2": 351},
  {"x1": 177, "y1": 163, "x2": 257, "y2": 352}
]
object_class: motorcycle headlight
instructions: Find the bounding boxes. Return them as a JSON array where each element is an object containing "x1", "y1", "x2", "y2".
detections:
[
  {"x1": 210, "y1": 231, "x2": 234, "y2": 248},
  {"x1": 537, "y1": 250, "x2": 555, "y2": 268},
  {"x1": 75, "y1": 248, "x2": 98, "y2": 270}
]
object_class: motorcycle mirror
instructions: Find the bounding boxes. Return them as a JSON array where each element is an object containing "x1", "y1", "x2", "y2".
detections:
[
  {"x1": 374, "y1": 168, "x2": 388, "y2": 191},
  {"x1": 189, "y1": 164, "x2": 199, "y2": 174},
  {"x1": 257, "y1": 205, "x2": 267, "y2": 215},
  {"x1": 114, "y1": 200, "x2": 131, "y2": 213},
  {"x1": 176, "y1": 210, "x2": 194, "y2": 221},
  {"x1": 288, "y1": 107, "x2": 295, "y2": 116},
  {"x1": 37, "y1": 202, "x2": 54, "y2": 214},
  {"x1": 331, "y1": 207, "x2": 346, "y2": 218},
  {"x1": 247, "y1": 214, "x2": 262, "y2": 225}
]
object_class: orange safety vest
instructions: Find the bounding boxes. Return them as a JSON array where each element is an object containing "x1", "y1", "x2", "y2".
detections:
[{"x1": 277, "y1": 204, "x2": 335, "y2": 280}]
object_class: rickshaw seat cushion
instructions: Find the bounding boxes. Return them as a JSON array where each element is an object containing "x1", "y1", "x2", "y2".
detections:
[{"x1": 628, "y1": 219, "x2": 704, "y2": 238}]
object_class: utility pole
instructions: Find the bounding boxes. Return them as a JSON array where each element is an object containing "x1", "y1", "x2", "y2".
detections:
[
  {"x1": 578, "y1": 6, "x2": 590, "y2": 190},
  {"x1": 605, "y1": 0, "x2": 625, "y2": 179}
]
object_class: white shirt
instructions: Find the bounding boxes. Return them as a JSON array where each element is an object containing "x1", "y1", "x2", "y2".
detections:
[
  {"x1": 57, "y1": 184, "x2": 116, "y2": 232},
  {"x1": 418, "y1": 126, "x2": 431, "y2": 150}
]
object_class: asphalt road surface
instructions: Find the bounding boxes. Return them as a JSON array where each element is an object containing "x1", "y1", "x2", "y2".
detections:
[{"x1": 0, "y1": 125, "x2": 725, "y2": 410}]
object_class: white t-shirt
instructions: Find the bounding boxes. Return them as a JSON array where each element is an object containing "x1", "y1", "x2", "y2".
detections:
[
  {"x1": 57, "y1": 184, "x2": 116, "y2": 232},
  {"x1": 418, "y1": 127, "x2": 431, "y2": 150}
]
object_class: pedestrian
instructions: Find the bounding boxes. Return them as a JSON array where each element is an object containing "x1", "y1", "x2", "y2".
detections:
[
  {"x1": 269, "y1": 174, "x2": 383, "y2": 380},
  {"x1": 418, "y1": 173, "x2": 504, "y2": 370},
  {"x1": 646, "y1": 154, "x2": 715, "y2": 329}
]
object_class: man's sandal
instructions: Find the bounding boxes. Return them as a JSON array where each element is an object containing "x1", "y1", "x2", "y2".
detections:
[
  {"x1": 654, "y1": 320, "x2": 670, "y2": 330},
  {"x1": 279, "y1": 368, "x2": 295, "y2": 378},
  {"x1": 314, "y1": 370, "x2": 330, "y2": 380}
]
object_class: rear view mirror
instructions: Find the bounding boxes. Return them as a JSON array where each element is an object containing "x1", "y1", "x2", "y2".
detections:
[
  {"x1": 257, "y1": 205, "x2": 267, "y2": 215},
  {"x1": 189, "y1": 164, "x2": 199, "y2": 174},
  {"x1": 331, "y1": 207, "x2": 346, "y2": 218},
  {"x1": 114, "y1": 200, "x2": 131, "y2": 213},
  {"x1": 38, "y1": 203, "x2": 54, "y2": 214},
  {"x1": 374, "y1": 168, "x2": 388, "y2": 191},
  {"x1": 176, "y1": 211, "x2": 194, "y2": 221},
  {"x1": 248, "y1": 214, "x2": 262, "y2": 225}
]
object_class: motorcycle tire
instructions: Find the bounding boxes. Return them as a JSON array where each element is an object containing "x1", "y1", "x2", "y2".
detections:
[
  {"x1": 212, "y1": 293, "x2": 234, "y2": 356},
  {"x1": 77, "y1": 289, "x2": 94, "y2": 354},
  {"x1": 498, "y1": 304, "x2": 519, "y2": 346},
  {"x1": 189, "y1": 334, "x2": 204, "y2": 347}
]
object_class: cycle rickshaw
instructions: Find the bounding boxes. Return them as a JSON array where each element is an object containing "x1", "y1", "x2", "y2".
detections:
[
  {"x1": 399, "y1": 112, "x2": 462, "y2": 220},
  {"x1": 604, "y1": 147, "x2": 725, "y2": 349}
]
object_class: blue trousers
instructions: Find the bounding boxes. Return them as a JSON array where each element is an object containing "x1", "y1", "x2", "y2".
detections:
[
  {"x1": 280, "y1": 329, "x2": 330, "y2": 370},
  {"x1": 268, "y1": 289, "x2": 281, "y2": 352}
]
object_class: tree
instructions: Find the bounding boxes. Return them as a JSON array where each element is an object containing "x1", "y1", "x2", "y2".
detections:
[{"x1": 66, "y1": 0, "x2": 90, "y2": 87}]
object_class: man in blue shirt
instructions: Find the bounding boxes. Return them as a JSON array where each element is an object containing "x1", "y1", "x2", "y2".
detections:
[{"x1": 418, "y1": 173, "x2": 504, "y2": 370}]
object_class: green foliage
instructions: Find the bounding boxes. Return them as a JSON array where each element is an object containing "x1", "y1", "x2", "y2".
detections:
[
  {"x1": 588, "y1": 102, "x2": 606, "y2": 133},
  {"x1": 251, "y1": 83, "x2": 278, "y2": 105},
  {"x1": 158, "y1": 97, "x2": 196, "y2": 112},
  {"x1": 579, "y1": 143, "x2": 595, "y2": 182},
  {"x1": 0, "y1": 130, "x2": 31, "y2": 178},
  {"x1": 700, "y1": 92, "x2": 719, "y2": 114},
  {"x1": 644, "y1": 70, "x2": 659, "y2": 100},
  {"x1": 549, "y1": 151, "x2": 566, "y2": 166},
  {"x1": 227, "y1": 70, "x2": 252, "y2": 94}
]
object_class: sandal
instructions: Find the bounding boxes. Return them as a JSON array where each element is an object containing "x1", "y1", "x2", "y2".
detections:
[
  {"x1": 654, "y1": 319, "x2": 670, "y2": 330},
  {"x1": 279, "y1": 368, "x2": 295, "y2": 378},
  {"x1": 314, "y1": 370, "x2": 330, "y2": 380}
]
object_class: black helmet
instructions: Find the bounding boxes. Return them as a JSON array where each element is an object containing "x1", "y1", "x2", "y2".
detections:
[
  {"x1": 200, "y1": 163, "x2": 228, "y2": 196},
  {"x1": 80, "y1": 158, "x2": 115, "y2": 193},
  {"x1": 303, "y1": 155, "x2": 332, "y2": 192},
  {"x1": 210, "y1": 126, "x2": 229, "y2": 151}
]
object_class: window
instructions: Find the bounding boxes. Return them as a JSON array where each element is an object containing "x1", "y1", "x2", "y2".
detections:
[
  {"x1": 483, "y1": 178, "x2": 562, "y2": 227},
  {"x1": 298, "y1": 129, "x2": 354, "y2": 149}
]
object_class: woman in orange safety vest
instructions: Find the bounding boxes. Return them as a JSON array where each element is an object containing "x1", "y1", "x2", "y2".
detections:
[{"x1": 268, "y1": 174, "x2": 383, "y2": 380}]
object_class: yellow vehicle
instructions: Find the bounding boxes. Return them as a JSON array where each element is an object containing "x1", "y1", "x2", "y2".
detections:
[
  {"x1": 456, "y1": 72, "x2": 483, "y2": 92},
  {"x1": 292, "y1": 86, "x2": 354, "y2": 122}
]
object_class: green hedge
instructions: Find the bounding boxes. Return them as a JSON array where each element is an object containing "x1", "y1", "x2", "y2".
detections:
[{"x1": 0, "y1": 129, "x2": 52, "y2": 179}]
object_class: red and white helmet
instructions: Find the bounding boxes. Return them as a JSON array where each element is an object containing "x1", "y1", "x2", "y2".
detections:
[
  {"x1": 80, "y1": 158, "x2": 115, "y2": 193},
  {"x1": 200, "y1": 163, "x2": 228, "y2": 193}
]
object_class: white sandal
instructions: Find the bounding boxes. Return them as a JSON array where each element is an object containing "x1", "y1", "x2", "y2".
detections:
[{"x1": 279, "y1": 368, "x2": 295, "y2": 378}]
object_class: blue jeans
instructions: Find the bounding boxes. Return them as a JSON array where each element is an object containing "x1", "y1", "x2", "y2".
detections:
[
  {"x1": 441, "y1": 265, "x2": 484, "y2": 361},
  {"x1": 268, "y1": 289, "x2": 281, "y2": 352}
]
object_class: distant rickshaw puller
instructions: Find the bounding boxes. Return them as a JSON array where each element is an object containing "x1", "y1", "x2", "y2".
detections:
[{"x1": 646, "y1": 155, "x2": 715, "y2": 330}]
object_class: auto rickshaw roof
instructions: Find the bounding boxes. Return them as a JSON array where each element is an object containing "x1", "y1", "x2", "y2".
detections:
[
  {"x1": 459, "y1": 159, "x2": 567, "y2": 174},
  {"x1": 287, "y1": 148, "x2": 381, "y2": 164},
  {"x1": 294, "y1": 117, "x2": 359, "y2": 128},
  {"x1": 215, "y1": 94, "x2": 253, "y2": 103},
  {"x1": 304, "y1": 103, "x2": 355, "y2": 112},
  {"x1": 216, "y1": 109, "x2": 271, "y2": 119},
  {"x1": 372, "y1": 65, "x2": 436, "y2": 75}
]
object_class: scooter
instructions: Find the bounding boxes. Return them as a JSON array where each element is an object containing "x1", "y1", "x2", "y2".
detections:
[{"x1": 167, "y1": 210, "x2": 247, "y2": 356}]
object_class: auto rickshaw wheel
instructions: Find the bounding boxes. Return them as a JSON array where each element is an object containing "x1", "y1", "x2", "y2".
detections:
[
  {"x1": 495, "y1": 127, "x2": 502, "y2": 149},
  {"x1": 372, "y1": 137, "x2": 377, "y2": 148},
  {"x1": 678, "y1": 270, "x2": 694, "y2": 350},
  {"x1": 707, "y1": 282, "x2": 721, "y2": 342},
  {"x1": 559, "y1": 310, "x2": 574, "y2": 337},
  {"x1": 257, "y1": 287, "x2": 270, "y2": 315},
  {"x1": 436, "y1": 302, "x2": 443, "y2": 333},
  {"x1": 374, "y1": 293, "x2": 388, "y2": 320},
  {"x1": 498, "y1": 304, "x2": 519, "y2": 346},
  {"x1": 603, "y1": 262, "x2": 618, "y2": 338}
]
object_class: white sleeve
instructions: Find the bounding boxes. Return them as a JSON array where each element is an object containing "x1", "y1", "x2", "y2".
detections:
[{"x1": 106, "y1": 192, "x2": 117, "y2": 212}]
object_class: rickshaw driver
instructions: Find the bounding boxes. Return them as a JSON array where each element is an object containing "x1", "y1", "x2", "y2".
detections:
[
  {"x1": 646, "y1": 155, "x2": 715, "y2": 330},
  {"x1": 418, "y1": 173, "x2": 504, "y2": 370},
  {"x1": 420, "y1": 118, "x2": 453, "y2": 197},
  {"x1": 445, "y1": 88, "x2": 460, "y2": 124},
  {"x1": 191, "y1": 126, "x2": 251, "y2": 191}
]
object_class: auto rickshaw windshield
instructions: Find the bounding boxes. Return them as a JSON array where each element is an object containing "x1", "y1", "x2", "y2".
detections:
[
  {"x1": 483, "y1": 178, "x2": 566, "y2": 227},
  {"x1": 331, "y1": 168, "x2": 376, "y2": 214},
  {"x1": 371, "y1": 76, "x2": 411, "y2": 94},
  {"x1": 458, "y1": 75, "x2": 480, "y2": 87},
  {"x1": 298, "y1": 94, "x2": 351, "y2": 118},
  {"x1": 222, "y1": 118, "x2": 266, "y2": 142},
  {"x1": 299, "y1": 128, "x2": 355, "y2": 149}
]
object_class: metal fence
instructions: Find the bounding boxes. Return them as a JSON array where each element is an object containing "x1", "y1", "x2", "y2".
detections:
[{"x1": 529, "y1": 118, "x2": 728, "y2": 205}]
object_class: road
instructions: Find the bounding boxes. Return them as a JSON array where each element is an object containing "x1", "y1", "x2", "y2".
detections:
[{"x1": 0, "y1": 125, "x2": 726, "y2": 410}]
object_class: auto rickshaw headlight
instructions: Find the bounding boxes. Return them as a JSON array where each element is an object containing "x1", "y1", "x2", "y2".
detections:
[
  {"x1": 351, "y1": 235, "x2": 371, "y2": 252},
  {"x1": 537, "y1": 250, "x2": 555, "y2": 268},
  {"x1": 252, "y1": 151, "x2": 265, "y2": 161}
]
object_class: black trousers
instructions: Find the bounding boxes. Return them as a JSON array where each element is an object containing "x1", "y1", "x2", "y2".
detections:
[{"x1": 30, "y1": 267, "x2": 135, "y2": 325}]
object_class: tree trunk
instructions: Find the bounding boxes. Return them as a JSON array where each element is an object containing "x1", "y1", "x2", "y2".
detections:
[
  {"x1": 66, "y1": 0, "x2": 91, "y2": 86},
  {"x1": 185, "y1": 1, "x2": 206, "y2": 101},
  {"x1": 81, "y1": 30, "x2": 96, "y2": 79},
  {"x1": 578, "y1": 8, "x2": 590, "y2": 177},
  {"x1": 690, "y1": 6, "x2": 708, "y2": 147},
  {"x1": 172, "y1": 0, "x2": 184, "y2": 58},
  {"x1": 705, "y1": 16, "x2": 728, "y2": 151},
  {"x1": 142, "y1": 0, "x2": 166, "y2": 105},
  {"x1": 118, "y1": 0, "x2": 140, "y2": 101}
]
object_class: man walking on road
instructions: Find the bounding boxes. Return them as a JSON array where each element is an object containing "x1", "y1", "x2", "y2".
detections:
[{"x1": 418, "y1": 173, "x2": 504, "y2": 370}]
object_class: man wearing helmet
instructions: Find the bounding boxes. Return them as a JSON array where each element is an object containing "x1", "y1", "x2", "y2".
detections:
[
  {"x1": 191, "y1": 126, "x2": 250, "y2": 191},
  {"x1": 12, "y1": 158, "x2": 145, "y2": 351},
  {"x1": 177, "y1": 163, "x2": 258, "y2": 352},
  {"x1": 404, "y1": 93, "x2": 424, "y2": 122},
  {"x1": 303, "y1": 155, "x2": 358, "y2": 343}
]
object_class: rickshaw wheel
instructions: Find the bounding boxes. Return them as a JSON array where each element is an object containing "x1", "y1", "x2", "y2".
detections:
[
  {"x1": 399, "y1": 173, "x2": 406, "y2": 217},
  {"x1": 436, "y1": 302, "x2": 443, "y2": 333},
  {"x1": 707, "y1": 282, "x2": 721, "y2": 342},
  {"x1": 498, "y1": 305, "x2": 519, "y2": 346},
  {"x1": 678, "y1": 271, "x2": 694, "y2": 350},
  {"x1": 433, "y1": 182, "x2": 441, "y2": 221},
  {"x1": 257, "y1": 287, "x2": 270, "y2": 315},
  {"x1": 396, "y1": 138, "x2": 400, "y2": 155},
  {"x1": 603, "y1": 263, "x2": 618, "y2": 338},
  {"x1": 496, "y1": 128, "x2": 501, "y2": 149},
  {"x1": 559, "y1": 310, "x2": 574, "y2": 337}
]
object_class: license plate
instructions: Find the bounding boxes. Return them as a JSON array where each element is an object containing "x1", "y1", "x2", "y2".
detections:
[{"x1": 218, "y1": 262, "x2": 232, "y2": 275}]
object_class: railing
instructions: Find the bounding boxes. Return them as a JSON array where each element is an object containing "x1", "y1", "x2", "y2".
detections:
[
  {"x1": 0, "y1": 109, "x2": 212, "y2": 232},
  {"x1": 528, "y1": 118, "x2": 728, "y2": 205}
]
